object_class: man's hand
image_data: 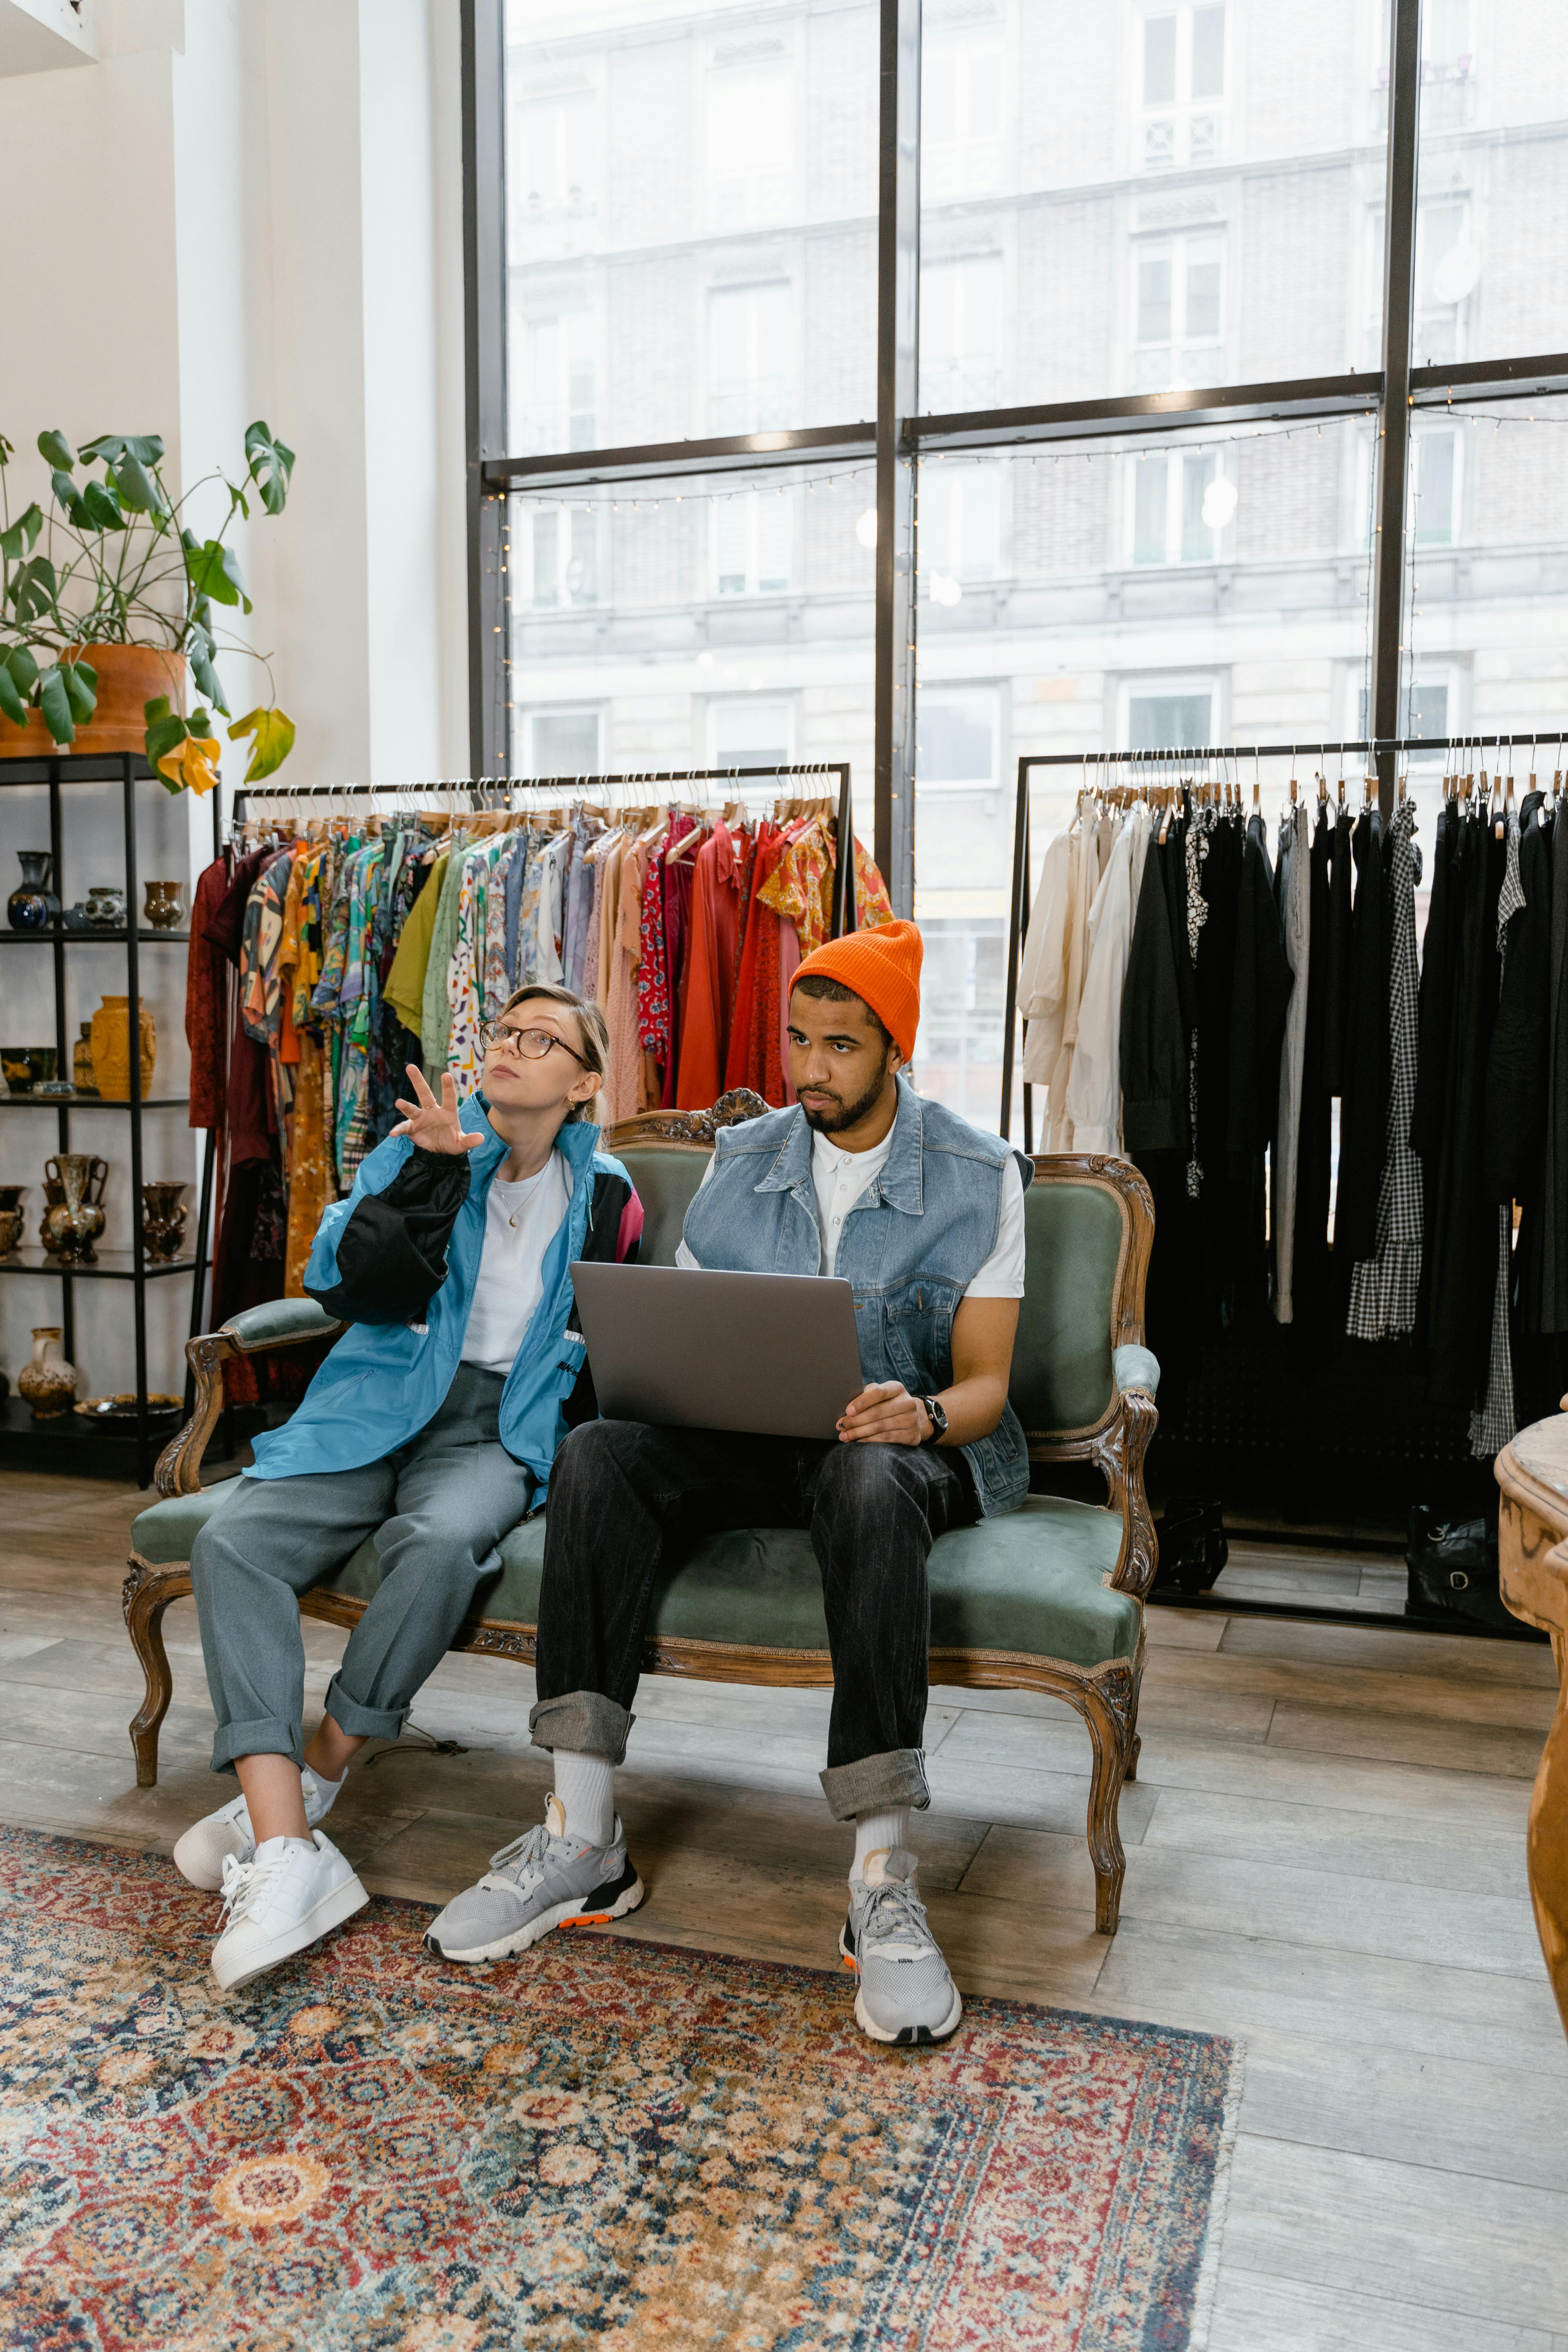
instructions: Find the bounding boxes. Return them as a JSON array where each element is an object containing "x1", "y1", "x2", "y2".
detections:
[
  {"x1": 838, "y1": 1380, "x2": 930, "y2": 1447},
  {"x1": 389, "y1": 1066, "x2": 483, "y2": 1155}
]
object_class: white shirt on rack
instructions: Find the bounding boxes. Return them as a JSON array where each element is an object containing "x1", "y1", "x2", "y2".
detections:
[
  {"x1": 460, "y1": 1151, "x2": 571, "y2": 1376},
  {"x1": 676, "y1": 1129, "x2": 1026, "y2": 1294}
]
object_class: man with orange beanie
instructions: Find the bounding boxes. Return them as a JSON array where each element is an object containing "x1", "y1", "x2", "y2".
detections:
[{"x1": 428, "y1": 919, "x2": 1031, "y2": 2048}]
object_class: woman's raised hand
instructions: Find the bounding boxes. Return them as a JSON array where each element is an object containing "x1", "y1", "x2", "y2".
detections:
[{"x1": 390, "y1": 1067, "x2": 483, "y2": 1155}]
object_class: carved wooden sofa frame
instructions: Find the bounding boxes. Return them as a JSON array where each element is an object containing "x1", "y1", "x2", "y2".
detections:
[{"x1": 125, "y1": 1091, "x2": 1159, "y2": 1934}]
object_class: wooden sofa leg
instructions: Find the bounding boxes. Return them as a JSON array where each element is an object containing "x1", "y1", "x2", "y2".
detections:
[
  {"x1": 123, "y1": 1558, "x2": 192, "y2": 1789},
  {"x1": 1076, "y1": 1665, "x2": 1138, "y2": 1935}
]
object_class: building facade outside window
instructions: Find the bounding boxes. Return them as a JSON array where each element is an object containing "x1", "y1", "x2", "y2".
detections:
[{"x1": 494, "y1": 0, "x2": 1568, "y2": 1135}]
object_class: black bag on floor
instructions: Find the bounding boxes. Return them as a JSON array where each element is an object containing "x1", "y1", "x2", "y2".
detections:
[
  {"x1": 1151, "y1": 1495, "x2": 1228, "y2": 1597},
  {"x1": 1404, "y1": 1507, "x2": 1514, "y2": 1631}
]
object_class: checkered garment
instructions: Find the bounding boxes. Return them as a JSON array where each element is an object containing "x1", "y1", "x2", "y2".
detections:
[
  {"x1": 1468, "y1": 808, "x2": 1523, "y2": 1458},
  {"x1": 1348, "y1": 797, "x2": 1424, "y2": 1340}
]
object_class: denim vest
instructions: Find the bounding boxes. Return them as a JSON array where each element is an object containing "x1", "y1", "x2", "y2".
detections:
[
  {"x1": 682, "y1": 1078, "x2": 1032, "y2": 1516},
  {"x1": 246, "y1": 1107, "x2": 625, "y2": 1496}
]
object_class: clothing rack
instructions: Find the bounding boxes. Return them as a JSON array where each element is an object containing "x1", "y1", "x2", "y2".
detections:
[
  {"x1": 996, "y1": 726, "x2": 1566, "y2": 1641},
  {"x1": 1000, "y1": 731, "x2": 1568, "y2": 1141},
  {"x1": 228, "y1": 763, "x2": 859, "y2": 942}
]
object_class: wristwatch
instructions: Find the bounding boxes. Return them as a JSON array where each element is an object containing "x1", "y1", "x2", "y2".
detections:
[{"x1": 920, "y1": 1395, "x2": 948, "y2": 1446}]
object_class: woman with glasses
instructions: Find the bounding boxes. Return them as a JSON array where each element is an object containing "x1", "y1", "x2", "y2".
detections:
[{"x1": 177, "y1": 982, "x2": 644, "y2": 1992}]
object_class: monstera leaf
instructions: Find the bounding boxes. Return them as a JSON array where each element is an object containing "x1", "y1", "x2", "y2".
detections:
[
  {"x1": 244, "y1": 421, "x2": 296, "y2": 516},
  {"x1": 184, "y1": 537, "x2": 250, "y2": 612},
  {"x1": 228, "y1": 705, "x2": 296, "y2": 782}
]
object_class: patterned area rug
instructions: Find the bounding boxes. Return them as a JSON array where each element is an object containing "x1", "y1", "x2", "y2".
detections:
[{"x1": 0, "y1": 1826, "x2": 1240, "y2": 2350}]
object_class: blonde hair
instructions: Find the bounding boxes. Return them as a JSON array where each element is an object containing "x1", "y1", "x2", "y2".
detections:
[{"x1": 500, "y1": 981, "x2": 610, "y2": 1125}]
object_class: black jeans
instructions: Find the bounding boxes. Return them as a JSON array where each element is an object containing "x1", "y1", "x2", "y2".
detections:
[{"x1": 530, "y1": 1419, "x2": 977, "y2": 1819}]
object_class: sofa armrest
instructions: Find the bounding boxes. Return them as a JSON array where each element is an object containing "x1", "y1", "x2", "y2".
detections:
[
  {"x1": 154, "y1": 1300, "x2": 345, "y2": 1500},
  {"x1": 222, "y1": 1298, "x2": 341, "y2": 1353},
  {"x1": 1113, "y1": 1343, "x2": 1160, "y2": 1398},
  {"x1": 1090, "y1": 1387, "x2": 1160, "y2": 1599}
]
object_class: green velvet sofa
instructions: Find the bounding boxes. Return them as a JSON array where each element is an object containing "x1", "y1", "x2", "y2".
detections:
[{"x1": 124, "y1": 1090, "x2": 1160, "y2": 1932}]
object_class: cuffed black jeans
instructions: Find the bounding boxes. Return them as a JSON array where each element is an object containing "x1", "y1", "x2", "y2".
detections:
[{"x1": 529, "y1": 1419, "x2": 976, "y2": 1819}]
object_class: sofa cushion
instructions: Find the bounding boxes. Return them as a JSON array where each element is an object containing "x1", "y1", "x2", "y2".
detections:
[{"x1": 131, "y1": 1486, "x2": 1136, "y2": 1669}]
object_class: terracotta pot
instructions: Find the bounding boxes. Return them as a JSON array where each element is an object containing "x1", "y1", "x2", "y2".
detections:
[
  {"x1": 18, "y1": 1328, "x2": 76, "y2": 1420},
  {"x1": 90, "y1": 995, "x2": 156, "y2": 1101},
  {"x1": 0, "y1": 646, "x2": 186, "y2": 759}
]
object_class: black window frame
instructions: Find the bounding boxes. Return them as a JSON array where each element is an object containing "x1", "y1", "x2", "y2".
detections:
[{"x1": 463, "y1": 0, "x2": 1568, "y2": 910}]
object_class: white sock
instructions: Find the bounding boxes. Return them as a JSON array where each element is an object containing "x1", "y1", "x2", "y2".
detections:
[
  {"x1": 553, "y1": 1750, "x2": 615, "y2": 1847},
  {"x1": 851, "y1": 1807, "x2": 911, "y2": 1886},
  {"x1": 300, "y1": 1765, "x2": 344, "y2": 1813}
]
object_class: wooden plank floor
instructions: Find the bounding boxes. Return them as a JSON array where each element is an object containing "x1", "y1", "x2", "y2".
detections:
[{"x1": 1, "y1": 1470, "x2": 1563, "y2": 2351}]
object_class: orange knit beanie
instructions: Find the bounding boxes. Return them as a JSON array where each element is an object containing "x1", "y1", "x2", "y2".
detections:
[{"x1": 789, "y1": 919, "x2": 923, "y2": 1061}]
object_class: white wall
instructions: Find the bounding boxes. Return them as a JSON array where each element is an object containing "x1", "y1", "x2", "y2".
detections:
[{"x1": 0, "y1": 0, "x2": 468, "y2": 1415}]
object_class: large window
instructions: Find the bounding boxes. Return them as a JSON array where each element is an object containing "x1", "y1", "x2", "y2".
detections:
[
  {"x1": 504, "y1": 0, "x2": 877, "y2": 451},
  {"x1": 479, "y1": 0, "x2": 1568, "y2": 1128}
]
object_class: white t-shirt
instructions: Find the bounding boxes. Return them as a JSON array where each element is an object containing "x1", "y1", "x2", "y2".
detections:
[
  {"x1": 460, "y1": 1151, "x2": 571, "y2": 1376},
  {"x1": 676, "y1": 1131, "x2": 1026, "y2": 1295}
]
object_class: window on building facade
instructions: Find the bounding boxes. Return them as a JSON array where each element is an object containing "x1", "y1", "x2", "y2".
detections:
[
  {"x1": 528, "y1": 709, "x2": 602, "y2": 778},
  {"x1": 1139, "y1": 4, "x2": 1227, "y2": 171},
  {"x1": 1412, "y1": 428, "x2": 1461, "y2": 547},
  {"x1": 711, "y1": 696, "x2": 794, "y2": 771},
  {"x1": 1131, "y1": 236, "x2": 1224, "y2": 393},
  {"x1": 921, "y1": 36, "x2": 1004, "y2": 203},
  {"x1": 919, "y1": 254, "x2": 1005, "y2": 414},
  {"x1": 706, "y1": 54, "x2": 794, "y2": 230},
  {"x1": 1129, "y1": 448, "x2": 1234, "y2": 566},
  {"x1": 513, "y1": 89, "x2": 599, "y2": 226},
  {"x1": 919, "y1": 464, "x2": 1002, "y2": 593},
  {"x1": 1413, "y1": 196, "x2": 1476, "y2": 369},
  {"x1": 1125, "y1": 683, "x2": 1217, "y2": 749},
  {"x1": 520, "y1": 504, "x2": 600, "y2": 609},
  {"x1": 513, "y1": 312, "x2": 597, "y2": 456},
  {"x1": 712, "y1": 490, "x2": 792, "y2": 598},
  {"x1": 707, "y1": 281, "x2": 793, "y2": 436}
]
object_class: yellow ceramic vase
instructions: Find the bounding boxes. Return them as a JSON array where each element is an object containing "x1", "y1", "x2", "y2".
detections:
[{"x1": 90, "y1": 996, "x2": 156, "y2": 1101}]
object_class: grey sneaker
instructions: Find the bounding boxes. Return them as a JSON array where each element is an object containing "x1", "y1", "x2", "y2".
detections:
[
  {"x1": 173, "y1": 1765, "x2": 343, "y2": 1893},
  {"x1": 840, "y1": 1847, "x2": 963, "y2": 2046},
  {"x1": 425, "y1": 1795, "x2": 645, "y2": 1963}
]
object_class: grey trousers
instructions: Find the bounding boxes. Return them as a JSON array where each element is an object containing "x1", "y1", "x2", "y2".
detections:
[{"x1": 190, "y1": 1364, "x2": 534, "y2": 1773}]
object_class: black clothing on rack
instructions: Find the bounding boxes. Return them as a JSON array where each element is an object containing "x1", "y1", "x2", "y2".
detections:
[{"x1": 1334, "y1": 806, "x2": 1388, "y2": 1269}]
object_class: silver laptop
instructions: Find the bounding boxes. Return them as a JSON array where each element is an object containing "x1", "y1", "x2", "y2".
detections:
[{"x1": 570, "y1": 1261, "x2": 865, "y2": 1441}]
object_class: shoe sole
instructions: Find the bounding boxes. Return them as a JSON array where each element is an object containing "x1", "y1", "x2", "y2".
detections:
[
  {"x1": 839, "y1": 1927, "x2": 964, "y2": 2047},
  {"x1": 212, "y1": 1874, "x2": 370, "y2": 1992},
  {"x1": 425, "y1": 1864, "x2": 645, "y2": 1964}
]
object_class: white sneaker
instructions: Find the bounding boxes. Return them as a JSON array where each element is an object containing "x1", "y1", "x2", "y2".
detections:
[
  {"x1": 173, "y1": 1765, "x2": 343, "y2": 1892},
  {"x1": 210, "y1": 1832, "x2": 368, "y2": 1992}
]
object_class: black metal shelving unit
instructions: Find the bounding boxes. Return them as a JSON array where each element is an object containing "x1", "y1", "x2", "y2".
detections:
[{"x1": 0, "y1": 750, "x2": 222, "y2": 1486}]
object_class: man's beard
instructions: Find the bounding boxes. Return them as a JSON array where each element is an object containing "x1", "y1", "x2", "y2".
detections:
[{"x1": 800, "y1": 1062, "x2": 890, "y2": 1135}]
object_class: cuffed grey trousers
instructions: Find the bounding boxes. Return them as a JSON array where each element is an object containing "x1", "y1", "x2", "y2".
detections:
[{"x1": 190, "y1": 1364, "x2": 534, "y2": 1773}]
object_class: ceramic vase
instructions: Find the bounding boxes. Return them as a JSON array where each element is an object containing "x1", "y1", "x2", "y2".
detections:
[
  {"x1": 7, "y1": 852, "x2": 60, "y2": 931},
  {"x1": 73, "y1": 1023, "x2": 97, "y2": 1097},
  {"x1": 41, "y1": 1153, "x2": 106, "y2": 1263},
  {"x1": 85, "y1": 883, "x2": 127, "y2": 930},
  {"x1": 18, "y1": 1328, "x2": 76, "y2": 1419},
  {"x1": 39, "y1": 1155, "x2": 107, "y2": 1261},
  {"x1": 143, "y1": 880, "x2": 185, "y2": 930},
  {"x1": 141, "y1": 1180, "x2": 189, "y2": 1262},
  {"x1": 0, "y1": 1205, "x2": 22, "y2": 1256},
  {"x1": 89, "y1": 996, "x2": 156, "y2": 1101}
]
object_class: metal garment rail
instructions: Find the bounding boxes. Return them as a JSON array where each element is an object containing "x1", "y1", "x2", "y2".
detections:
[
  {"x1": 228, "y1": 762, "x2": 861, "y2": 940},
  {"x1": 999, "y1": 730, "x2": 1568, "y2": 1140}
]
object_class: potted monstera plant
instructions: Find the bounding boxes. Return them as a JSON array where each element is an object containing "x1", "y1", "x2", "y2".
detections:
[{"x1": 0, "y1": 423, "x2": 296, "y2": 792}]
